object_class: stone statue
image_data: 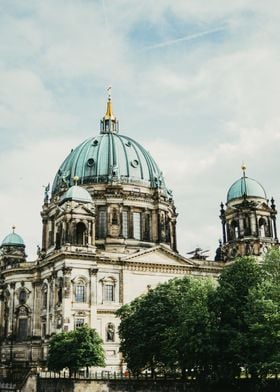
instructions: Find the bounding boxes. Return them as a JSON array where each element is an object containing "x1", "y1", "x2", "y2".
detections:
[{"x1": 107, "y1": 323, "x2": 115, "y2": 342}]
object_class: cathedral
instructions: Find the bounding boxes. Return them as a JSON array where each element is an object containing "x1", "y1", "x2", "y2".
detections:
[{"x1": 0, "y1": 94, "x2": 278, "y2": 371}]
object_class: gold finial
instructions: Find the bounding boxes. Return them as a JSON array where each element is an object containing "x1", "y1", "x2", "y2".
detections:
[
  {"x1": 73, "y1": 176, "x2": 79, "y2": 185},
  {"x1": 105, "y1": 86, "x2": 115, "y2": 120},
  {"x1": 12, "y1": 225, "x2": 16, "y2": 233}
]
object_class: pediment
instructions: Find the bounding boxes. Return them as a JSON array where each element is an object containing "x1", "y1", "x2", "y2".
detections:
[
  {"x1": 123, "y1": 246, "x2": 195, "y2": 267},
  {"x1": 71, "y1": 204, "x2": 94, "y2": 215},
  {"x1": 55, "y1": 203, "x2": 94, "y2": 219}
]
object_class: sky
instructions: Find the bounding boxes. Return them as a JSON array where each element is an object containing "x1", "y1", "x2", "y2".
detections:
[{"x1": 1, "y1": 0, "x2": 280, "y2": 260}]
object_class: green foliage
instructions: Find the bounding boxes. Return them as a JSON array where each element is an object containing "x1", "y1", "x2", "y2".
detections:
[
  {"x1": 244, "y1": 249, "x2": 280, "y2": 378},
  {"x1": 211, "y1": 254, "x2": 280, "y2": 381},
  {"x1": 211, "y1": 257, "x2": 263, "y2": 380},
  {"x1": 117, "y1": 276, "x2": 215, "y2": 378},
  {"x1": 47, "y1": 325, "x2": 105, "y2": 374},
  {"x1": 118, "y1": 252, "x2": 280, "y2": 384}
]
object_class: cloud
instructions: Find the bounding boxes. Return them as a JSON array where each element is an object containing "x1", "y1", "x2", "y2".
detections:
[
  {"x1": 1, "y1": 0, "x2": 280, "y2": 260},
  {"x1": 0, "y1": 137, "x2": 79, "y2": 259}
]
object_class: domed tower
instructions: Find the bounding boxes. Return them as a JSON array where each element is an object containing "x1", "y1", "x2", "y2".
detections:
[
  {"x1": 41, "y1": 93, "x2": 177, "y2": 255},
  {"x1": 0, "y1": 227, "x2": 27, "y2": 269},
  {"x1": 217, "y1": 166, "x2": 278, "y2": 261}
]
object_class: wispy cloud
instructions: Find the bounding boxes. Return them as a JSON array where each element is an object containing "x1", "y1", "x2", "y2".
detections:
[{"x1": 142, "y1": 25, "x2": 227, "y2": 51}]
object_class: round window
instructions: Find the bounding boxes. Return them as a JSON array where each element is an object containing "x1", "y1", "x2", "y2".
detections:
[
  {"x1": 131, "y1": 159, "x2": 139, "y2": 168},
  {"x1": 92, "y1": 140, "x2": 98, "y2": 146},
  {"x1": 87, "y1": 158, "x2": 95, "y2": 167}
]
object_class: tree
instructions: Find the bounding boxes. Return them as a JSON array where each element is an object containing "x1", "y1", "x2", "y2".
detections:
[
  {"x1": 245, "y1": 281, "x2": 280, "y2": 379},
  {"x1": 210, "y1": 256, "x2": 263, "y2": 381},
  {"x1": 47, "y1": 325, "x2": 105, "y2": 375},
  {"x1": 244, "y1": 249, "x2": 280, "y2": 379},
  {"x1": 117, "y1": 276, "x2": 215, "y2": 378}
]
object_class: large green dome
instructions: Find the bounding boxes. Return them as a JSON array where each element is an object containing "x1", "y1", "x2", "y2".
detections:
[
  {"x1": 227, "y1": 176, "x2": 267, "y2": 202},
  {"x1": 52, "y1": 133, "x2": 166, "y2": 195},
  {"x1": 52, "y1": 96, "x2": 169, "y2": 196}
]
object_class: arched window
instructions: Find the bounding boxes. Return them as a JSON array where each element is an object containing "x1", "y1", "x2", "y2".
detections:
[
  {"x1": 231, "y1": 220, "x2": 239, "y2": 239},
  {"x1": 76, "y1": 222, "x2": 86, "y2": 245}
]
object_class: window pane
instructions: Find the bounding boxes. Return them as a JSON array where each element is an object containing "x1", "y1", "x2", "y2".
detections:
[
  {"x1": 75, "y1": 284, "x2": 85, "y2": 302},
  {"x1": 122, "y1": 211, "x2": 128, "y2": 238},
  {"x1": 104, "y1": 284, "x2": 114, "y2": 301},
  {"x1": 98, "y1": 210, "x2": 107, "y2": 238},
  {"x1": 133, "y1": 212, "x2": 141, "y2": 240}
]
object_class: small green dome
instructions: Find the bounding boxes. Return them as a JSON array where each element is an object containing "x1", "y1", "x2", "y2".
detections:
[
  {"x1": 52, "y1": 134, "x2": 166, "y2": 195},
  {"x1": 1, "y1": 232, "x2": 25, "y2": 247},
  {"x1": 227, "y1": 176, "x2": 267, "y2": 202},
  {"x1": 60, "y1": 185, "x2": 92, "y2": 204}
]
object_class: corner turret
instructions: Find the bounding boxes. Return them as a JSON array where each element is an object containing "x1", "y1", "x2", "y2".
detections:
[
  {"x1": 218, "y1": 166, "x2": 278, "y2": 261},
  {"x1": 0, "y1": 227, "x2": 27, "y2": 269}
]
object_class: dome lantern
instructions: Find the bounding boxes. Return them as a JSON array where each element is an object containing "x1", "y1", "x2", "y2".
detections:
[{"x1": 100, "y1": 87, "x2": 119, "y2": 134}]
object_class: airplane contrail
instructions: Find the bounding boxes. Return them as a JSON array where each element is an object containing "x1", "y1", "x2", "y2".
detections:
[{"x1": 143, "y1": 25, "x2": 226, "y2": 51}]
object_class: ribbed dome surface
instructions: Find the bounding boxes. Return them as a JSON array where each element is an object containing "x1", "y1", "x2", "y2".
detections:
[
  {"x1": 52, "y1": 134, "x2": 166, "y2": 195},
  {"x1": 227, "y1": 176, "x2": 267, "y2": 202},
  {"x1": 60, "y1": 185, "x2": 92, "y2": 204},
  {"x1": 1, "y1": 232, "x2": 25, "y2": 247}
]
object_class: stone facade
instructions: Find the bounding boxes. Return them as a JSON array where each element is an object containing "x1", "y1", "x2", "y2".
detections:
[{"x1": 2, "y1": 98, "x2": 276, "y2": 373}]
